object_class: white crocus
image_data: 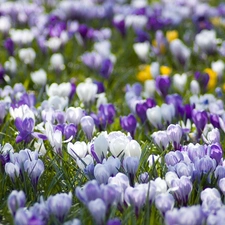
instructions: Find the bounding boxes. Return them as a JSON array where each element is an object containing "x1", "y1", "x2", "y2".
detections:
[
  {"x1": 76, "y1": 79, "x2": 98, "y2": 107},
  {"x1": 195, "y1": 29, "x2": 217, "y2": 54},
  {"x1": 4, "y1": 57, "x2": 17, "y2": 74},
  {"x1": 0, "y1": 16, "x2": 11, "y2": 33},
  {"x1": 161, "y1": 104, "x2": 175, "y2": 124},
  {"x1": 49, "y1": 53, "x2": 65, "y2": 71},
  {"x1": 109, "y1": 136, "x2": 130, "y2": 158},
  {"x1": 124, "y1": 140, "x2": 142, "y2": 159},
  {"x1": 18, "y1": 48, "x2": 36, "y2": 65},
  {"x1": 211, "y1": 60, "x2": 224, "y2": 78},
  {"x1": 133, "y1": 42, "x2": 150, "y2": 61},
  {"x1": 47, "y1": 82, "x2": 71, "y2": 97},
  {"x1": 66, "y1": 107, "x2": 83, "y2": 125},
  {"x1": 173, "y1": 73, "x2": 187, "y2": 92},
  {"x1": 67, "y1": 141, "x2": 87, "y2": 159},
  {"x1": 96, "y1": 93, "x2": 107, "y2": 108},
  {"x1": 47, "y1": 37, "x2": 62, "y2": 51},
  {"x1": 9, "y1": 104, "x2": 35, "y2": 121},
  {"x1": 48, "y1": 96, "x2": 68, "y2": 110},
  {"x1": 146, "y1": 106, "x2": 162, "y2": 128},
  {"x1": 190, "y1": 80, "x2": 200, "y2": 95},
  {"x1": 31, "y1": 69, "x2": 47, "y2": 86},
  {"x1": 94, "y1": 133, "x2": 109, "y2": 160},
  {"x1": 76, "y1": 154, "x2": 94, "y2": 171},
  {"x1": 143, "y1": 80, "x2": 156, "y2": 98}
]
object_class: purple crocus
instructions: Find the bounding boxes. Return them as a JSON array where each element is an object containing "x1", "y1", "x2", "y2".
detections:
[
  {"x1": 170, "y1": 176, "x2": 192, "y2": 206},
  {"x1": 192, "y1": 110, "x2": 208, "y2": 137},
  {"x1": 166, "y1": 124, "x2": 183, "y2": 150},
  {"x1": 15, "y1": 117, "x2": 47, "y2": 143},
  {"x1": 155, "y1": 76, "x2": 171, "y2": 98},
  {"x1": 64, "y1": 124, "x2": 77, "y2": 140},
  {"x1": 80, "y1": 116, "x2": 95, "y2": 141},
  {"x1": 120, "y1": 114, "x2": 137, "y2": 138},
  {"x1": 47, "y1": 192, "x2": 72, "y2": 223},
  {"x1": 24, "y1": 159, "x2": 44, "y2": 189},
  {"x1": 97, "y1": 104, "x2": 116, "y2": 130},
  {"x1": 135, "y1": 98, "x2": 156, "y2": 123},
  {"x1": 99, "y1": 58, "x2": 113, "y2": 79},
  {"x1": 4, "y1": 38, "x2": 14, "y2": 56},
  {"x1": 194, "y1": 71, "x2": 209, "y2": 92},
  {"x1": 88, "y1": 198, "x2": 106, "y2": 225},
  {"x1": 155, "y1": 193, "x2": 175, "y2": 215},
  {"x1": 7, "y1": 190, "x2": 26, "y2": 216}
]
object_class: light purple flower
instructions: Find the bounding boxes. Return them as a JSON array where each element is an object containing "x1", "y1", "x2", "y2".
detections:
[{"x1": 7, "y1": 190, "x2": 26, "y2": 216}]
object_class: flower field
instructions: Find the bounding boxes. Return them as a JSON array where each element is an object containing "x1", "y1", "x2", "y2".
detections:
[{"x1": 1, "y1": 0, "x2": 225, "y2": 224}]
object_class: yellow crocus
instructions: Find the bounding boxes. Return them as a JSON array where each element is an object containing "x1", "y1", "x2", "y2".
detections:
[
  {"x1": 204, "y1": 68, "x2": 217, "y2": 90},
  {"x1": 152, "y1": 39, "x2": 166, "y2": 54},
  {"x1": 137, "y1": 65, "x2": 152, "y2": 82},
  {"x1": 160, "y1": 66, "x2": 172, "y2": 76},
  {"x1": 166, "y1": 30, "x2": 178, "y2": 42},
  {"x1": 210, "y1": 17, "x2": 221, "y2": 27}
]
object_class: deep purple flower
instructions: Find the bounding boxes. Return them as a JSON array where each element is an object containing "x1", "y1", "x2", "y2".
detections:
[
  {"x1": 192, "y1": 110, "x2": 208, "y2": 136},
  {"x1": 107, "y1": 218, "x2": 121, "y2": 225},
  {"x1": 210, "y1": 114, "x2": 220, "y2": 129},
  {"x1": 155, "y1": 76, "x2": 171, "y2": 97},
  {"x1": 93, "y1": 81, "x2": 105, "y2": 94},
  {"x1": 64, "y1": 124, "x2": 77, "y2": 140},
  {"x1": 4, "y1": 38, "x2": 14, "y2": 56},
  {"x1": 99, "y1": 58, "x2": 113, "y2": 79},
  {"x1": 135, "y1": 98, "x2": 156, "y2": 123},
  {"x1": 208, "y1": 144, "x2": 223, "y2": 165},
  {"x1": 194, "y1": 71, "x2": 209, "y2": 91},
  {"x1": 97, "y1": 104, "x2": 116, "y2": 130},
  {"x1": 0, "y1": 64, "x2": 5, "y2": 82},
  {"x1": 194, "y1": 15, "x2": 212, "y2": 33},
  {"x1": 113, "y1": 17, "x2": 126, "y2": 37},
  {"x1": 135, "y1": 29, "x2": 150, "y2": 43},
  {"x1": 78, "y1": 24, "x2": 89, "y2": 41},
  {"x1": 69, "y1": 79, "x2": 76, "y2": 101},
  {"x1": 120, "y1": 114, "x2": 137, "y2": 138}
]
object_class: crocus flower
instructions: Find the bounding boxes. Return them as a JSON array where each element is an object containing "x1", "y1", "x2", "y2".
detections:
[
  {"x1": 80, "y1": 116, "x2": 95, "y2": 141},
  {"x1": 47, "y1": 192, "x2": 72, "y2": 223},
  {"x1": 192, "y1": 110, "x2": 208, "y2": 136},
  {"x1": 76, "y1": 79, "x2": 98, "y2": 107},
  {"x1": 88, "y1": 198, "x2": 106, "y2": 225},
  {"x1": 4, "y1": 38, "x2": 14, "y2": 55},
  {"x1": 120, "y1": 114, "x2": 137, "y2": 138},
  {"x1": 67, "y1": 141, "x2": 87, "y2": 160},
  {"x1": 170, "y1": 176, "x2": 192, "y2": 205},
  {"x1": 166, "y1": 124, "x2": 183, "y2": 150},
  {"x1": 146, "y1": 105, "x2": 163, "y2": 129},
  {"x1": 155, "y1": 193, "x2": 175, "y2": 215},
  {"x1": 24, "y1": 159, "x2": 44, "y2": 189},
  {"x1": 7, "y1": 190, "x2": 26, "y2": 216},
  {"x1": 155, "y1": 76, "x2": 171, "y2": 97},
  {"x1": 15, "y1": 117, "x2": 47, "y2": 143},
  {"x1": 151, "y1": 130, "x2": 170, "y2": 150}
]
